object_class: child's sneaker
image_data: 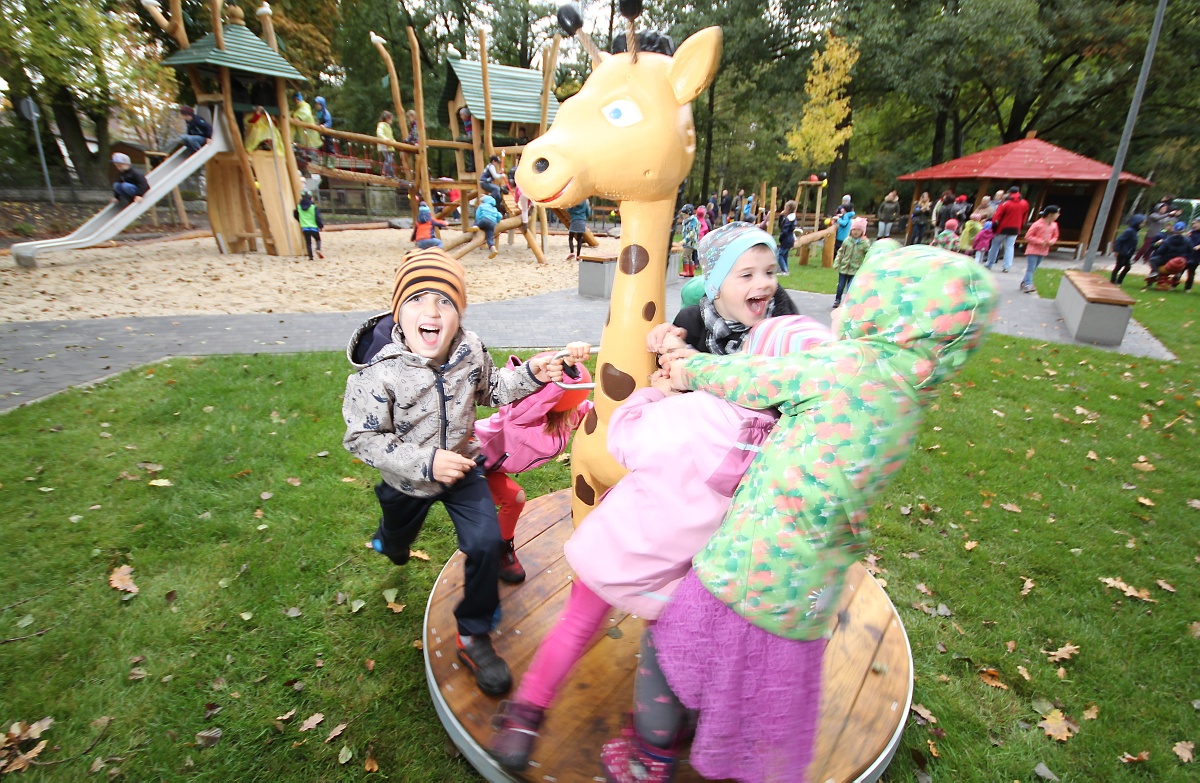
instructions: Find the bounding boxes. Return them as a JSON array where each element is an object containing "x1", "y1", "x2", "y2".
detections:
[
  {"x1": 457, "y1": 634, "x2": 512, "y2": 696},
  {"x1": 488, "y1": 700, "x2": 545, "y2": 771},
  {"x1": 366, "y1": 537, "x2": 409, "y2": 566},
  {"x1": 489, "y1": 247, "x2": 498, "y2": 259},
  {"x1": 316, "y1": 250, "x2": 324, "y2": 259},
  {"x1": 498, "y1": 539, "x2": 526, "y2": 584},
  {"x1": 600, "y1": 721, "x2": 677, "y2": 783}
]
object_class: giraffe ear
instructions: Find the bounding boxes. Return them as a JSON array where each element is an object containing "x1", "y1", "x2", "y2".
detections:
[{"x1": 667, "y1": 27, "x2": 722, "y2": 105}]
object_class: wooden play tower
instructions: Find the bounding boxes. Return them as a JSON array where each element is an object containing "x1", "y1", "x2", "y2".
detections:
[{"x1": 144, "y1": 0, "x2": 309, "y2": 257}]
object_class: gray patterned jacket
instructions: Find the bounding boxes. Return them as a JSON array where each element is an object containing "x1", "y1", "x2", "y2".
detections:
[{"x1": 341, "y1": 314, "x2": 543, "y2": 497}]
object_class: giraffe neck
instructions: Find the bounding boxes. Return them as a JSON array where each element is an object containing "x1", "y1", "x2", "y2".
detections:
[{"x1": 593, "y1": 197, "x2": 676, "y2": 419}]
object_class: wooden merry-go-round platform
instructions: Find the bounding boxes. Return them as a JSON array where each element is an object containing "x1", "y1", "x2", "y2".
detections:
[{"x1": 422, "y1": 490, "x2": 912, "y2": 782}]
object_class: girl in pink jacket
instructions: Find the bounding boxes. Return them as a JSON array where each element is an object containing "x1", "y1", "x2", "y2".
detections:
[
  {"x1": 476, "y1": 350, "x2": 594, "y2": 583},
  {"x1": 488, "y1": 315, "x2": 833, "y2": 773},
  {"x1": 1021, "y1": 205, "x2": 1060, "y2": 294}
]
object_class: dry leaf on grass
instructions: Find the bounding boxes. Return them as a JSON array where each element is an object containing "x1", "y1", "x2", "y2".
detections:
[
  {"x1": 195, "y1": 727, "x2": 222, "y2": 748},
  {"x1": 298, "y1": 713, "x2": 324, "y2": 732},
  {"x1": 284, "y1": 607, "x2": 302, "y2": 618},
  {"x1": 412, "y1": 639, "x2": 424, "y2": 651},
  {"x1": 1099, "y1": 577, "x2": 1158, "y2": 602},
  {"x1": 1018, "y1": 666, "x2": 1031, "y2": 681},
  {"x1": 916, "y1": 583, "x2": 933, "y2": 596},
  {"x1": 109, "y1": 565, "x2": 139, "y2": 594},
  {"x1": 1021, "y1": 578, "x2": 1035, "y2": 596},
  {"x1": 382, "y1": 588, "x2": 398, "y2": 604},
  {"x1": 964, "y1": 540, "x2": 978, "y2": 551},
  {"x1": 1000, "y1": 503, "x2": 1022, "y2": 513},
  {"x1": 409, "y1": 550, "x2": 430, "y2": 561},
  {"x1": 1188, "y1": 498, "x2": 1200, "y2": 510},
  {"x1": 338, "y1": 745, "x2": 352, "y2": 764},
  {"x1": 276, "y1": 709, "x2": 296, "y2": 722},
  {"x1": 1038, "y1": 710, "x2": 1075, "y2": 742},
  {"x1": 364, "y1": 745, "x2": 379, "y2": 772},
  {"x1": 1155, "y1": 579, "x2": 1176, "y2": 593},
  {"x1": 148, "y1": 478, "x2": 173, "y2": 487},
  {"x1": 979, "y1": 668, "x2": 1008, "y2": 690},
  {"x1": 911, "y1": 704, "x2": 938, "y2": 724},
  {"x1": 365, "y1": 659, "x2": 375, "y2": 671},
  {"x1": 927, "y1": 739, "x2": 940, "y2": 758},
  {"x1": 1173, "y1": 741, "x2": 1194, "y2": 763},
  {"x1": 325, "y1": 723, "x2": 347, "y2": 743},
  {"x1": 350, "y1": 600, "x2": 366, "y2": 613},
  {"x1": 1137, "y1": 497, "x2": 1156, "y2": 507},
  {"x1": 1086, "y1": 451, "x2": 1098, "y2": 461},
  {"x1": 386, "y1": 602, "x2": 405, "y2": 613},
  {"x1": 1118, "y1": 751, "x2": 1150, "y2": 763},
  {"x1": 1189, "y1": 621, "x2": 1200, "y2": 638},
  {"x1": 1043, "y1": 643, "x2": 1080, "y2": 663},
  {"x1": 1082, "y1": 704, "x2": 1099, "y2": 720},
  {"x1": 286, "y1": 477, "x2": 301, "y2": 487},
  {"x1": 1033, "y1": 762, "x2": 1059, "y2": 781}
]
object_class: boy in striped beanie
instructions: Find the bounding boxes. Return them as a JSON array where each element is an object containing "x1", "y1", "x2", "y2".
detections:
[{"x1": 341, "y1": 247, "x2": 589, "y2": 697}]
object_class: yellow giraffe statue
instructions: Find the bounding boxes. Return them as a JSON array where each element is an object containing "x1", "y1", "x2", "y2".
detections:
[{"x1": 517, "y1": 26, "x2": 722, "y2": 524}]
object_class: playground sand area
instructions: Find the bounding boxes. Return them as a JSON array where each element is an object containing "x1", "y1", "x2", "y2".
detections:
[{"x1": 0, "y1": 228, "x2": 619, "y2": 322}]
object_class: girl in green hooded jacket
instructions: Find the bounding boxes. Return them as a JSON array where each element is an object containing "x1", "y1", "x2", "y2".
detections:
[{"x1": 600, "y1": 242, "x2": 998, "y2": 783}]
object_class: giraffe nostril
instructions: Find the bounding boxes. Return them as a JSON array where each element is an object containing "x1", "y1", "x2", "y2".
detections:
[{"x1": 533, "y1": 158, "x2": 550, "y2": 173}]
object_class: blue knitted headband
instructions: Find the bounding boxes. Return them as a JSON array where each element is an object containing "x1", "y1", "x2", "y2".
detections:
[{"x1": 699, "y1": 222, "x2": 778, "y2": 300}]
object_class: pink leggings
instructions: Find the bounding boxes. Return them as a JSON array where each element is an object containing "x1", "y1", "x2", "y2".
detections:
[{"x1": 515, "y1": 579, "x2": 612, "y2": 709}]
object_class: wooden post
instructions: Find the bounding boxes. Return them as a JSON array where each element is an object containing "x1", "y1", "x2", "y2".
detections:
[
  {"x1": 768, "y1": 186, "x2": 777, "y2": 233},
  {"x1": 1076, "y1": 182, "x2": 1107, "y2": 260},
  {"x1": 758, "y1": 181, "x2": 767, "y2": 221},
  {"x1": 447, "y1": 99, "x2": 466, "y2": 181},
  {"x1": 1103, "y1": 184, "x2": 1130, "y2": 254},
  {"x1": 171, "y1": 186, "x2": 190, "y2": 228},
  {"x1": 219, "y1": 66, "x2": 276, "y2": 255},
  {"x1": 814, "y1": 183, "x2": 824, "y2": 231},
  {"x1": 539, "y1": 34, "x2": 561, "y2": 137},
  {"x1": 539, "y1": 205, "x2": 548, "y2": 252},
  {"x1": 259, "y1": 4, "x2": 303, "y2": 203},
  {"x1": 904, "y1": 188, "x2": 918, "y2": 245},
  {"x1": 479, "y1": 29, "x2": 494, "y2": 162},
  {"x1": 823, "y1": 228, "x2": 836, "y2": 268},
  {"x1": 210, "y1": 0, "x2": 225, "y2": 50},
  {"x1": 406, "y1": 27, "x2": 435, "y2": 211}
]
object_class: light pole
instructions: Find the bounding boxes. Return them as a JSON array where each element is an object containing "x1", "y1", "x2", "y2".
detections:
[
  {"x1": 19, "y1": 97, "x2": 55, "y2": 205},
  {"x1": 1082, "y1": 0, "x2": 1168, "y2": 271}
]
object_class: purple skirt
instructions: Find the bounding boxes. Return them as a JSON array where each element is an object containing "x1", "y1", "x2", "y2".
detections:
[{"x1": 653, "y1": 571, "x2": 825, "y2": 783}]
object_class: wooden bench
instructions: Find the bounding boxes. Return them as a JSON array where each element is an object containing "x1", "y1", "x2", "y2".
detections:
[
  {"x1": 1055, "y1": 269, "x2": 1136, "y2": 346},
  {"x1": 578, "y1": 252, "x2": 618, "y2": 298}
]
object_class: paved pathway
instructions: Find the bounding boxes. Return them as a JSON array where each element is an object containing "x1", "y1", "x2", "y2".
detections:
[{"x1": 0, "y1": 257, "x2": 1174, "y2": 412}]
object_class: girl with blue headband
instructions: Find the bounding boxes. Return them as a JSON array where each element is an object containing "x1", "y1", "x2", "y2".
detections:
[{"x1": 648, "y1": 221, "x2": 799, "y2": 357}]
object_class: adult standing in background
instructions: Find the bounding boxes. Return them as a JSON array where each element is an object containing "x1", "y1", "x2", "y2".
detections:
[
  {"x1": 876, "y1": 190, "x2": 900, "y2": 239},
  {"x1": 909, "y1": 192, "x2": 933, "y2": 245},
  {"x1": 976, "y1": 194, "x2": 994, "y2": 222},
  {"x1": 720, "y1": 189, "x2": 732, "y2": 224},
  {"x1": 1134, "y1": 201, "x2": 1175, "y2": 264},
  {"x1": 934, "y1": 192, "x2": 955, "y2": 231},
  {"x1": 987, "y1": 186, "x2": 1031, "y2": 272}
]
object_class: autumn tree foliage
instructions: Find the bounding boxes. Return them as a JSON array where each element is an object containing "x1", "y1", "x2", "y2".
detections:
[{"x1": 782, "y1": 33, "x2": 858, "y2": 173}]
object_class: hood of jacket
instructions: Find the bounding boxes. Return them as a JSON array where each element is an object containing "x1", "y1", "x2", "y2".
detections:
[
  {"x1": 480, "y1": 195, "x2": 496, "y2": 208},
  {"x1": 345, "y1": 312, "x2": 473, "y2": 373},
  {"x1": 299, "y1": 194, "x2": 313, "y2": 210},
  {"x1": 839, "y1": 241, "x2": 997, "y2": 392}
]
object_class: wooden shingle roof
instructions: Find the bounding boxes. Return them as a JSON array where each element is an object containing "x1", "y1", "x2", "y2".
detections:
[
  {"x1": 440, "y1": 58, "x2": 557, "y2": 126},
  {"x1": 899, "y1": 138, "x2": 1152, "y2": 186},
  {"x1": 164, "y1": 23, "x2": 306, "y2": 81}
]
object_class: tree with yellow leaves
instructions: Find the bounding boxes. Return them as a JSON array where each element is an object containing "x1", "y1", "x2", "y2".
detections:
[{"x1": 782, "y1": 33, "x2": 858, "y2": 172}]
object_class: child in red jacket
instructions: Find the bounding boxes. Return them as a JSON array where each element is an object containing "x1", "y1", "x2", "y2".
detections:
[{"x1": 475, "y1": 348, "x2": 593, "y2": 581}]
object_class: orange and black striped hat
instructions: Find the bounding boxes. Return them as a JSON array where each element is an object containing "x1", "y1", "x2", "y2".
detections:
[{"x1": 391, "y1": 248, "x2": 467, "y2": 317}]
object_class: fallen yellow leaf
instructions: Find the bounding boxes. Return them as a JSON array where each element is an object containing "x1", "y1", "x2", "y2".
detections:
[{"x1": 109, "y1": 564, "x2": 139, "y2": 594}]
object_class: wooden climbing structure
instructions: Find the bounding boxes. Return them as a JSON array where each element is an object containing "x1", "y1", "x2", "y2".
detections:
[{"x1": 424, "y1": 491, "x2": 912, "y2": 782}]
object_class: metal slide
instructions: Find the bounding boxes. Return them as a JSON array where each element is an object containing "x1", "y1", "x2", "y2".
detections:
[{"x1": 12, "y1": 112, "x2": 231, "y2": 268}]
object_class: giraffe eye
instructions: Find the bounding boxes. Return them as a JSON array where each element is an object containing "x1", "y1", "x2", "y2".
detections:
[{"x1": 601, "y1": 99, "x2": 642, "y2": 127}]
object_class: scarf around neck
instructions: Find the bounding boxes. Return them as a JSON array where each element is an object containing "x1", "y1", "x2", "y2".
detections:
[{"x1": 700, "y1": 294, "x2": 773, "y2": 355}]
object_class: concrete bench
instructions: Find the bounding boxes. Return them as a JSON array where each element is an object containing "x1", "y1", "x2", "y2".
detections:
[
  {"x1": 1055, "y1": 270, "x2": 1136, "y2": 346},
  {"x1": 578, "y1": 252, "x2": 618, "y2": 298}
]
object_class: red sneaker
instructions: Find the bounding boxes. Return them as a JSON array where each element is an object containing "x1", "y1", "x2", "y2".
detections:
[{"x1": 498, "y1": 539, "x2": 526, "y2": 584}]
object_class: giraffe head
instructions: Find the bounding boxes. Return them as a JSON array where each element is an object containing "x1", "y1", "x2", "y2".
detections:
[{"x1": 517, "y1": 27, "x2": 721, "y2": 207}]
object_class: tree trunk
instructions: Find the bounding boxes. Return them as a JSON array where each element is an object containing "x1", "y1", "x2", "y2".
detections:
[
  {"x1": 826, "y1": 136, "x2": 850, "y2": 213},
  {"x1": 931, "y1": 107, "x2": 948, "y2": 165},
  {"x1": 1003, "y1": 94, "x2": 1035, "y2": 142},
  {"x1": 520, "y1": 5, "x2": 531, "y2": 68},
  {"x1": 951, "y1": 109, "x2": 963, "y2": 159},
  {"x1": 453, "y1": 1, "x2": 468, "y2": 56},
  {"x1": 49, "y1": 86, "x2": 106, "y2": 187},
  {"x1": 700, "y1": 78, "x2": 716, "y2": 203}
]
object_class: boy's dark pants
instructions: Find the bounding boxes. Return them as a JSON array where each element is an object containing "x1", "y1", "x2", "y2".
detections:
[
  {"x1": 1111, "y1": 252, "x2": 1133, "y2": 284},
  {"x1": 374, "y1": 469, "x2": 501, "y2": 637}
]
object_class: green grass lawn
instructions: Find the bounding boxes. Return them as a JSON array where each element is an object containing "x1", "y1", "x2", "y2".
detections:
[{"x1": 2, "y1": 297, "x2": 1198, "y2": 780}]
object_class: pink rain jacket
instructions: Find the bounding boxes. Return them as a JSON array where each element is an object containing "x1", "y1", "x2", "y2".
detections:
[
  {"x1": 563, "y1": 388, "x2": 777, "y2": 619},
  {"x1": 476, "y1": 367, "x2": 593, "y2": 475}
]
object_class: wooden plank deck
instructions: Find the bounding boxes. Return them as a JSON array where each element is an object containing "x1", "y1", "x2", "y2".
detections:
[{"x1": 423, "y1": 490, "x2": 911, "y2": 782}]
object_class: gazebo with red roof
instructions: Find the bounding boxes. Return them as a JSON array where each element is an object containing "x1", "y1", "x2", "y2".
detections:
[{"x1": 898, "y1": 135, "x2": 1153, "y2": 255}]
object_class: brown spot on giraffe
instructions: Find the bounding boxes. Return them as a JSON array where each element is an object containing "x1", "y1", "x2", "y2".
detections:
[
  {"x1": 599, "y1": 363, "x2": 637, "y2": 402},
  {"x1": 618, "y1": 244, "x2": 651, "y2": 275},
  {"x1": 641, "y1": 301, "x2": 656, "y2": 321},
  {"x1": 574, "y1": 474, "x2": 596, "y2": 506},
  {"x1": 583, "y1": 407, "x2": 598, "y2": 435}
]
